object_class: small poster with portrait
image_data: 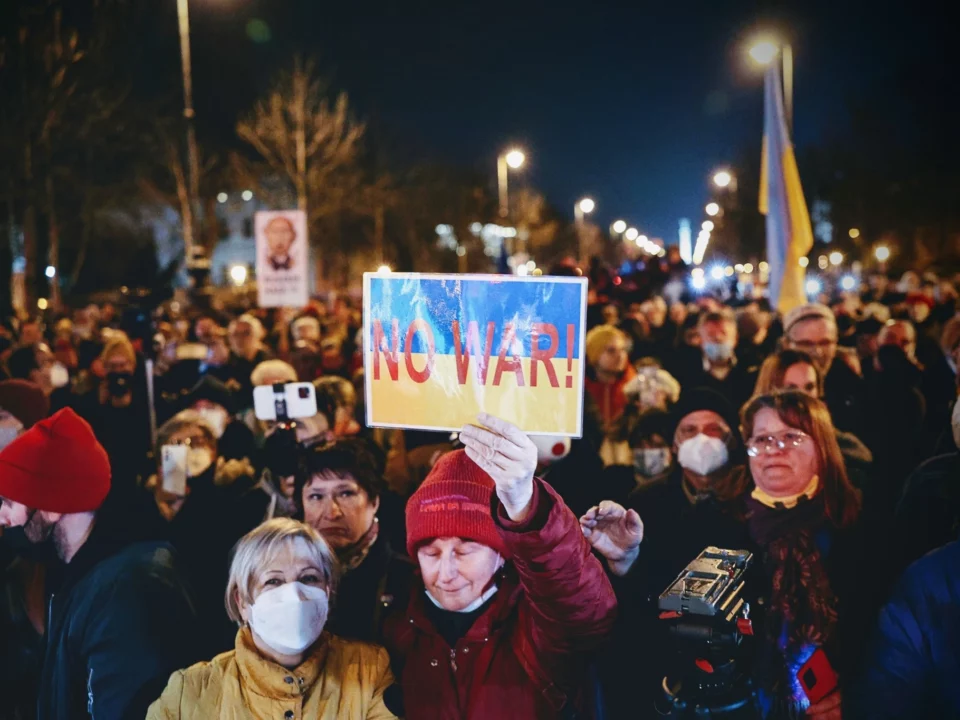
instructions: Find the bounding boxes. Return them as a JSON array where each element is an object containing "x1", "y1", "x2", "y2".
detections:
[{"x1": 255, "y1": 210, "x2": 310, "y2": 308}]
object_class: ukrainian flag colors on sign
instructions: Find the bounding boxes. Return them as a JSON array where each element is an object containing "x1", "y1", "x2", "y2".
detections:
[{"x1": 363, "y1": 273, "x2": 588, "y2": 437}]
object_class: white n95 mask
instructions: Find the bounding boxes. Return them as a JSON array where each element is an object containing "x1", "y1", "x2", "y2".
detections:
[
  {"x1": 250, "y1": 582, "x2": 329, "y2": 655},
  {"x1": 677, "y1": 433, "x2": 729, "y2": 476}
]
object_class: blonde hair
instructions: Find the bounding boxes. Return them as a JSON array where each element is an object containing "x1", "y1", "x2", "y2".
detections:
[
  {"x1": 99, "y1": 335, "x2": 136, "y2": 367},
  {"x1": 250, "y1": 359, "x2": 297, "y2": 387},
  {"x1": 225, "y1": 518, "x2": 339, "y2": 624},
  {"x1": 585, "y1": 325, "x2": 628, "y2": 367}
]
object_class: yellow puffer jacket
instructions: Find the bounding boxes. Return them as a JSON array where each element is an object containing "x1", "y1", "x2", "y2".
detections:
[{"x1": 146, "y1": 628, "x2": 397, "y2": 720}]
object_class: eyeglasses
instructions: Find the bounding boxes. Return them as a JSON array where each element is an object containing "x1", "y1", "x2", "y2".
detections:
[
  {"x1": 746, "y1": 430, "x2": 810, "y2": 457},
  {"x1": 791, "y1": 339, "x2": 837, "y2": 352}
]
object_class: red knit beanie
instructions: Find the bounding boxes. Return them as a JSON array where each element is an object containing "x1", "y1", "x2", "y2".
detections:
[
  {"x1": 405, "y1": 449, "x2": 508, "y2": 557},
  {"x1": 0, "y1": 379, "x2": 50, "y2": 429},
  {"x1": 0, "y1": 408, "x2": 111, "y2": 513}
]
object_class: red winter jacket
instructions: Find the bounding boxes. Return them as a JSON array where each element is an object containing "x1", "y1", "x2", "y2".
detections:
[
  {"x1": 383, "y1": 479, "x2": 618, "y2": 719},
  {"x1": 584, "y1": 364, "x2": 636, "y2": 432}
]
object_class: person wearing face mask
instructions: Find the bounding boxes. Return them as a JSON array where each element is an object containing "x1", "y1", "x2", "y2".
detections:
[
  {"x1": 383, "y1": 414, "x2": 617, "y2": 720},
  {"x1": 73, "y1": 336, "x2": 154, "y2": 503},
  {"x1": 598, "y1": 409, "x2": 675, "y2": 503},
  {"x1": 670, "y1": 310, "x2": 759, "y2": 411},
  {"x1": 295, "y1": 440, "x2": 413, "y2": 644},
  {"x1": 175, "y1": 374, "x2": 257, "y2": 464},
  {"x1": 5, "y1": 342, "x2": 71, "y2": 411},
  {"x1": 0, "y1": 409, "x2": 202, "y2": 720},
  {"x1": 147, "y1": 518, "x2": 398, "y2": 719},
  {"x1": 151, "y1": 411, "x2": 273, "y2": 653}
]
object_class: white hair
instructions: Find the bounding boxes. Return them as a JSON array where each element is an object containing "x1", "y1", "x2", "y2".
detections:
[
  {"x1": 250, "y1": 359, "x2": 297, "y2": 387},
  {"x1": 230, "y1": 314, "x2": 266, "y2": 341}
]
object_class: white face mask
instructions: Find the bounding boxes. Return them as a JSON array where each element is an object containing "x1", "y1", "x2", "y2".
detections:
[
  {"x1": 633, "y1": 447, "x2": 671, "y2": 478},
  {"x1": 186, "y1": 447, "x2": 214, "y2": 478},
  {"x1": 677, "y1": 433, "x2": 729, "y2": 476},
  {"x1": 49, "y1": 362, "x2": 70, "y2": 389},
  {"x1": 249, "y1": 582, "x2": 329, "y2": 655},
  {"x1": 196, "y1": 407, "x2": 229, "y2": 439}
]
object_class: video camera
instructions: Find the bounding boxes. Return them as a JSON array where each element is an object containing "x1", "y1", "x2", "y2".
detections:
[{"x1": 657, "y1": 547, "x2": 761, "y2": 719}]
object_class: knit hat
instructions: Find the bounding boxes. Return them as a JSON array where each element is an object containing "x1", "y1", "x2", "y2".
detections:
[
  {"x1": 405, "y1": 449, "x2": 507, "y2": 557},
  {"x1": 0, "y1": 408, "x2": 111, "y2": 513},
  {"x1": 0, "y1": 380, "x2": 50, "y2": 429},
  {"x1": 669, "y1": 387, "x2": 743, "y2": 449},
  {"x1": 782, "y1": 303, "x2": 835, "y2": 336},
  {"x1": 585, "y1": 325, "x2": 627, "y2": 367},
  {"x1": 905, "y1": 292, "x2": 934, "y2": 310}
]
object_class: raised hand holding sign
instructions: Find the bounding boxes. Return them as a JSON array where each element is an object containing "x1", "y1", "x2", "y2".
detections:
[{"x1": 459, "y1": 413, "x2": 538, "y2": 523}]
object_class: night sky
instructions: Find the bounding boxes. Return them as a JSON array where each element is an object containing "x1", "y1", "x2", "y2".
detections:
[{"x1": 150, "y1": 0, "x2": 947, "y2": 244}]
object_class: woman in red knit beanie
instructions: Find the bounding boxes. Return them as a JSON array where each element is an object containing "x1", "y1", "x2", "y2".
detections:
[{"x1": 384, "y1": 413, "x2": 618, "y2": 719}]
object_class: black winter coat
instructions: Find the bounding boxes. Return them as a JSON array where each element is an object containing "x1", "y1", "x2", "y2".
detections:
[{"x1": 39, "y1": 525, "x2": 201, "y2": 720}]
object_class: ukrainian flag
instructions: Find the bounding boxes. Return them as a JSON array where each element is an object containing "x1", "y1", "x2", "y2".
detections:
[{"x1": 759, "y1": 64, "x2": 813, "y2": 313}]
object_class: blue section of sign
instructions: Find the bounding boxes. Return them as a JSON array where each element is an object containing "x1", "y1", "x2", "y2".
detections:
[{"x1": 367, "y1": 275, "x2": 586, "y2": 357}]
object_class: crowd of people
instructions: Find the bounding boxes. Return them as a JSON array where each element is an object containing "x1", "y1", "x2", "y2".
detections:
[{"x1": 1, "y1": 263, "x2": 959, "y2": 719}]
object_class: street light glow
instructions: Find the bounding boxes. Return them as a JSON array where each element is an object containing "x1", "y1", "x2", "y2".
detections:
[
  {"x1": 849, "y1": 228, "x2": 861, "y2": 239},
  {"x1": 37, "y1": 298, "x2": 48, "y2": 310},
  {"x1": 45, "y1": 265, "x2": 56, "y2": 279},
  {"x1": 702, "y1": 220, "x2": 715, "y2": 232},
  {"x1": 217, "y1": 192, "x2": 228, "y2": 203},
  {"x1": 875, "y1": 245, "x2": 891, "y2": 262},
  {"x1": 241, "y1": 190, "x2": 254, "y2": 202},
  {"x1": 505, "y1": 149, "x2": 526, "y2": 169},
  {"x1": 710, "y1": 265, "x2": 725, "y2": 280},
  {"x1": 840, "y1": 275, "x2": 857, "y2": 291},
  {"x1": 578, "y1": 197, "x2": 595, "y2": 214},
  {"x1": 829, "y1": 251, "x2": 844, "y2": 266},
  {"x1": 713, "y1": 171, "x2": 733, "y2": 188},
  {"x1": 612, "y1": 220, "x2": 627, "y2": 234},
  {"x1": 749, "y1": 40, "x2": 780, "y2": 66},
  {"x1": 625, "y1": 227, "x2": 639, "y2": 241},
  {"x1": 229, "y1": 265, "x2": 247, "y2": 286},
  {"x1": 799, "y1": 256, "x2": 809, "y2": 268},
  {"x1": 806, "y1": 278, "x2": 822, "y2": 295},
  {"x1": 743, "y1": 263, "x2": 754, "y2": 274},
  {"x1": 705, "y1": 202, "x2": 720, "y2": 217}
]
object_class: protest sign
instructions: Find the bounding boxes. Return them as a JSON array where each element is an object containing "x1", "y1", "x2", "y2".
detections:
[
  {"x1": 363, "y1": 273, "x2": 588, "y2": 437},
  {"x1": 255, "y1": 210, "x2": 309, "y2": 308}
]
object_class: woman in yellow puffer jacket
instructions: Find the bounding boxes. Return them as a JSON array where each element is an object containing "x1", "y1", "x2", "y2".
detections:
[{"x1": 147, "y1": 518, "x2": 397, "y2": 720}]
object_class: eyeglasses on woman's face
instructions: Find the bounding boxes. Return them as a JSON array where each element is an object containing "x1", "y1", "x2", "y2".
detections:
[{"x1": 746, "y1": 430, "x2": 810, "y2": 457}]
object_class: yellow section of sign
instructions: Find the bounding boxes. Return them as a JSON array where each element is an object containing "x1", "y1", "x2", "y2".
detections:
[{"x1": 367, "y1": 353, "x2": 583, "y2": 436}]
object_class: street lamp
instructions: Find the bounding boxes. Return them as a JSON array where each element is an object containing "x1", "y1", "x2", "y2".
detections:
[
  {"x1": 574, "y1": 197, "x2": 595, "y2": 268},
  {"x1": 748, "y1": 35, "x2": 794, "y2": 132},
  {"x1": 625, "y1": 227, "x2": 639, "y2": 242},
  {"x1": 176, "y1": 0, "x2": 201, "y2": 267},
  {"x1": 612, "y1": 220, "x2": 627, "y2": 235},
  {"x1": 229, "y1": 264, "x2": 248, "y2": 286},
  {"x1": 829, "y1": 251, "x2": 843, "y2": 266},
  {"x1": 848, "y1": 228, "x2": 861, "y2": 239},
  {"x1": 497, "y1": 147, "x2": 526, "y2": 218},
  {"x1": 705, "y1": 202, "x2": 720, "y2": 217},
  {"x1": 713, "y1": 170, "x2": 733, "y2": 189},
  {"x1": 701, "y1": 220, "x2": 715, "y2": 232},
  {"x1": 875, "y1": 245, "x2": 891, "y2": 262}
]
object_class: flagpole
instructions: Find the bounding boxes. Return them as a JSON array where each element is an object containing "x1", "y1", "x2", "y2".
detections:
[{"x1": 782, "y1": 44, "x2": 794, "y2": 137}]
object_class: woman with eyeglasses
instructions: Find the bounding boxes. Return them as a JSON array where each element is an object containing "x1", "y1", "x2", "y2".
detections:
[
  {"x1": 741, "y1": 390, "x2": 869, "y2": 720},
  {"x1": 754, "y1": 348, "x2": 873, "y2": 492}
]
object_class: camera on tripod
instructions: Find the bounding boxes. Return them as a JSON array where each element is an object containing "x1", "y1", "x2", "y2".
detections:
[{"x1": 657, "y1": 547, "x2": 761, "y2": 719}]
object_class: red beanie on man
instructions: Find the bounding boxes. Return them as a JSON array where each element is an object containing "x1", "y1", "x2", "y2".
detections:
[
  {"x1": 0, "y1": 408, "x2": 111, "y2": 514},
  {"x1": 405, "y1": 449, "x2": 508, "y2": 558}
]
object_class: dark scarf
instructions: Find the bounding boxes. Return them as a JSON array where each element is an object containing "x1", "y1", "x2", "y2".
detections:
[{"x1": 746, "y1": 492, "x2": 839, "y2": 716}]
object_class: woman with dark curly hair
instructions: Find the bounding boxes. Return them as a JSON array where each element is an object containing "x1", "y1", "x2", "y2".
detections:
[{"x1": 741, "y1": 390, "x2": 869, "y2": 720}]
